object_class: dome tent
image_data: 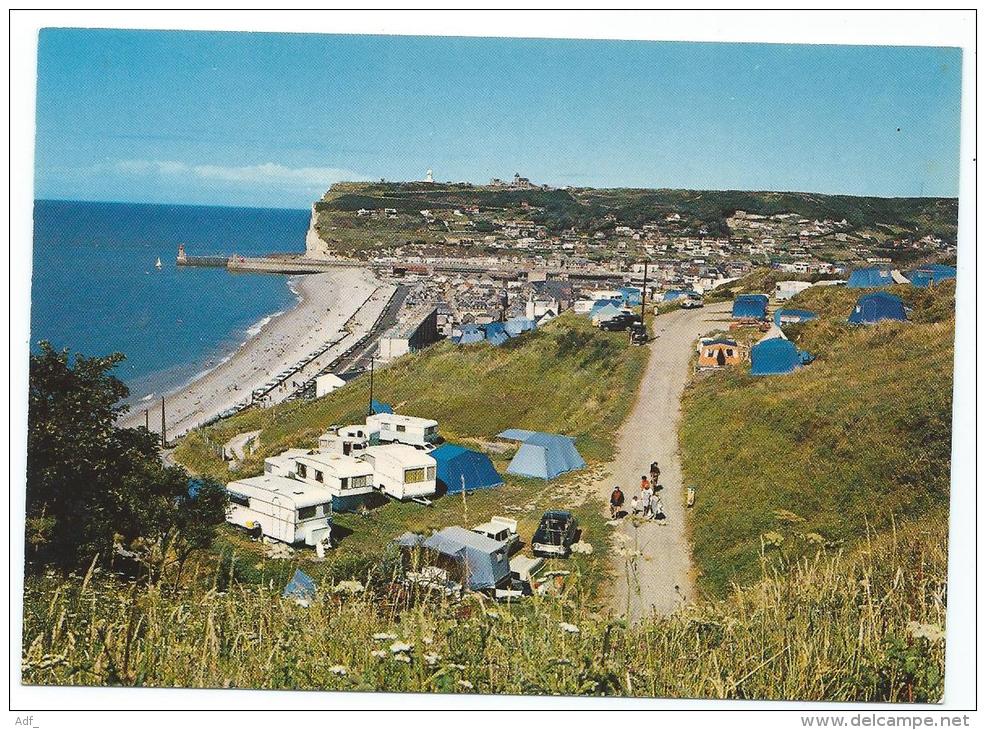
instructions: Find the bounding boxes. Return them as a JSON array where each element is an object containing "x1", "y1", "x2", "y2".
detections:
[
  {"x1": 907, "y1": 264, "x2": 956, "y2": 288},
  {"x1": 848, "y1": 292, "x2": 907, "y2": 325},
  {"x1": 731, "y1": 294, "x2": 769, "y2": 320},
  {"x1": 750, "y1": 338, "x2": 807, "y2": 376}
]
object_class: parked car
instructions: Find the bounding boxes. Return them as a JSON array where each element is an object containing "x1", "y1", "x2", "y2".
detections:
[
  {"x1": 472, "y1": 516, "x2": 519, "y2": 551},
  {"x1": 531, "y1": 510, "x2": 579, "y2": 558},
  {"x1": 628, "y1": 322, "x2": 648, "y2": 345},
  {"x1": 599, "y1": 313, "x2": 642, "y2": 332},
  {"x1": 680, "y1": 297, "x2": 704, "y2": 309}
]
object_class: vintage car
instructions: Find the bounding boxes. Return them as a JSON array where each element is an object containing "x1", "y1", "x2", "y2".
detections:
[{"x1": 531, "y1": 510, "x2": 579, "y2": 558}]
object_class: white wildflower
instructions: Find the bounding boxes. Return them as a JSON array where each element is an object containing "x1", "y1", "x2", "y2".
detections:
[
  {"x1": 328, "y1": 665, "x2": 348, "y2": 676},
  {"x1": 370, "y1": 649, "x2": 387, "y2": 659},
  {"x1": 372, "y1": 632, "x2": 397, "y2": 641},
  {"x1": 570, "y1": 541, "x2": 593, "y2": 555},
  {"x1": 423, "y1": 652, "x2": 441, "y2": 666},
  {"x1": 457, "y1": 679, "x2": 474, "y2": 690},
  {"x1": 389, "y1": 641, "x2": 412, "y2": 653},
  {"x1": 422, "y1": 636, "x2": 434, "y2": 645},
  {"x1": 332, "y1": 580, "x2": 365, "y2": 595},
  {"x1": 392, "y1": 653, "x2": 411, "y2": 664},
  {"x1": 559, "y1": 622, "x2": 580, "y2": 634},
  {"x1": 907, "y1": 621, "x2": 945, "y2": 643}
]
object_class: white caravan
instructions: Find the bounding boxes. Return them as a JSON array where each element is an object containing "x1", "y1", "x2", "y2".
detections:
[
  {"x1": 263, "y1": 448, "x2": 312, "y2": 478},
  {"x1": 318, "y1": 424, "x2": 371, "y2": 457},
  {"x1": 361, "y1": 444, "x2": 437, "y2": 501},
  {"x1": 225, "y1": 475, "x2": 332, "y2": 546},
  {"x1": 293, "y1": 451, "x2": 375, "y2": 512},
  {"x1": 366, "y1": 413, "x2": 440, "y2": 450}
]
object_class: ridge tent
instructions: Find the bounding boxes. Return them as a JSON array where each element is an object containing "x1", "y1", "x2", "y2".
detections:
[
  {"x1": 773, "y1": 309, "x2": 818, "y2": 327},
  {"x1": 504, "y1": 316, "x2": 537, "y2": 337},
  {"x1": 731, "y1": 294, "x2": 769, "y2": 320},
  {"x1": 370, "y1": 399, "x2": 393, "y2": 415},
  {"x1": 618, "y1": 286, "x2": 643, "y2": 306},
  {"x1": 422, "y1": 526, "x2": 510, "y2": 590},
  {"x1": 907, "y1": 264, "x2": 956, "y2": 288},
  {"x1": 432, "y1": 444, "x2": 503, "y2": 494},
  {"x1": 750, "y1": 338, "x2": 808, "y2": 376},
  {"x1": 483, "y1": 322, "x2": 510, "y2": 347},
  {"x1": 497, "y1": 429, "x2": 586, "y2": 480},
  {"x1": 847, "y1": 267, "x2": 908, "y2": 288},
  {"x1": 394, "y1": 531, "x2": 425, "y2": 548},
  {"x1": 282, "y1": 569, "x2": 317, "y2": 602},
  {"x1": 848, "y1": 292, "x2": 908, "y2": 325},
  {"x1": 456, "y1": 324, "x2": 485, "y2": 345},
  {"x1": 662, "y1": 289, "x2": 699, "y2": 302}
]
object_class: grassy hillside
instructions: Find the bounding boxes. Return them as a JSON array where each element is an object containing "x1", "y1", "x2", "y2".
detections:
[
  {"x1": 173, "y1": 314, "x2": 648, "y2": 590},
  {"x1": 23, "y1": 514, "x2": 945, "y2": 701},
  {"x1": 681, "y1": 282, "x2": 955, "y2": 595}
]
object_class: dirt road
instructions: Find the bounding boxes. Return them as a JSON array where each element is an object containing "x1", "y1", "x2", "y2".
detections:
[{"x1": 595, "y1": 302, "x2": 732, "y2": 621}]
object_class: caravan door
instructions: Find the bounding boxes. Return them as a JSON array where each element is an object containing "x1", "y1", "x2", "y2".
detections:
[{"x1": 270, "y1": 496, "x2": 293, "y2": 543}]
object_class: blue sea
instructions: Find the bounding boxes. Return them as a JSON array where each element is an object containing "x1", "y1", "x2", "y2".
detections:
[{"x1": 30, "y1": 199, "x2": 310, "y2": 405}]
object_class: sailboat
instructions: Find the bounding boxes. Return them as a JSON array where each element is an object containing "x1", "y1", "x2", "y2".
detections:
[{"x1": 155, "y1": 257, "x2": 163, "y2": 270}]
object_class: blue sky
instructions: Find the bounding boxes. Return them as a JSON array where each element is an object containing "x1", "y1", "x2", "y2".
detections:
[{"x1": 34, "y1": 29, "x2": 963, "y2": 209}]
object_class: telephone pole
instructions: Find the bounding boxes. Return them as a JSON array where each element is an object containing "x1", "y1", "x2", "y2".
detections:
[
  {"x1": 640, "y1": 260, "x2": 649, "y2": 320},
  {"x1": 160, "y1": 396, "x2": 167, "y2": 446}
]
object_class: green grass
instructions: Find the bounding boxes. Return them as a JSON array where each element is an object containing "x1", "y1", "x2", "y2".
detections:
[
  {"x1": 680, "y1": 282, "x2": 954, "y2": 595},
  {"x1": 173, "y1": 314, "x2": 647, "y2": 589},
  {"x1": 22, "y1": 514, "x2": 946, "y2": 701}
]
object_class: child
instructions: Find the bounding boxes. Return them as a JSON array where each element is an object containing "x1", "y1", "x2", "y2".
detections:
[{"x1": 630, "y1": 494, "x2": 640, "y2": 516}]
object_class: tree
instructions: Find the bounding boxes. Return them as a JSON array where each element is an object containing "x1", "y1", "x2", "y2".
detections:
[{"x1": 25, "y1": 342, "x2": 227, "y2": 575}]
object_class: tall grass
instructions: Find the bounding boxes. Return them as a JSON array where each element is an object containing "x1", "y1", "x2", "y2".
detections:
[
  {"x1": 22, "y1": 515, "x2": 945, "y2": 701},
  {"x1": 681, "y1": 282, "x2": 954, "y2": 595}
]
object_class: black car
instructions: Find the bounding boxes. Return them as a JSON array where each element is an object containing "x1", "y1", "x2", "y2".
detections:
[
  {"x1": 599, "y1": 313, "x2": 642, "y2": 332},
  {"x1": 531, "y1": 510, "x2": 579, "y2": 558},
  {"x1": 628, "y1": 322, "x2": 648, "y2": 345}
]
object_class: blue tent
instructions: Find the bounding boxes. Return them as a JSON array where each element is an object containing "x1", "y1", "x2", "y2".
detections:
[
  {"x1": 483, "y1": 322, "x2": 510, "y2": 347},
  {"x1": 497, "y1": 429, "x2": 586, "y2": 480},
  {"x1": 505, "y1": 316, "x2": 537, "y2": 337},
  {"x1": 371, "y1": 399, "x2": 393, "y2": 415},
  {"x1": 732, "y1": 294, "x2": 769, "y2": 320},
  {"x1": 750, "y1": 338, "x2": 805, "y2": 376},
  {"x1": 847, "y1": 267, "x2": 895, "y2": 288},
  {"x1": 590, "y1": 298, "x2": 623, "y2": 316},
  {"x1": 848, "y1": 292, "x2": 908, "y2": 325},
  {"x1": 618, "y1": 286, "x2": 642, "y2": 306},
  {"x1": 774, "y1": 308, "x2": 818, "y2": 327},
  {"x1": 907, "y1": 264, "x2": 956, "y2": 288},
  {"x1": 432, "y1": 444, "x2": 503, "y2": 494},
  {"x1": 662, "y1": 289, "x2": 698, "y2": 302},
  {"x1": 283, "y1": 569, "x2": 317, "y2": 602},
  {"x1": 456, "y1": 324, "x2": 485, "y2": 345},
  {"x1": 423, "y1": 526, "x2": 510, "y2": 590}
]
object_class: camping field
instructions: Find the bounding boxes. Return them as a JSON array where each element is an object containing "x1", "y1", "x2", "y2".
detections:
[
  {"x1": 172, "y1": 313, "x2": 649, "y2": 591},
  {"x1": 680, "y1": 281, "x2": 955, "y2": 595}
]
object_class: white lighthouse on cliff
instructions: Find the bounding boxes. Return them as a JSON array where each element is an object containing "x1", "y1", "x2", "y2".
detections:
[{"x1": 424, "y1": 168, "x2": 434, "y2": 184}]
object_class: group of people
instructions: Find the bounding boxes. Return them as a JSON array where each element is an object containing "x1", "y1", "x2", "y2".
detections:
[{"x1": 609, "y1": 461, "x2": 666, "y2": 522}]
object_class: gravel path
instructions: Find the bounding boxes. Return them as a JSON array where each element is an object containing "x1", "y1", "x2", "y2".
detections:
[{"x1": 595, "y1": 302, "x2": 733, "y2": 620}]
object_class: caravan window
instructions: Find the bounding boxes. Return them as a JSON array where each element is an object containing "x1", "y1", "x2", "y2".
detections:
[
  {"x1": 404, "y1": 467, "x2": 426, "y2": 484},
  {"x1": 426, "y1": 466, "x2": 436, "y2": 481},
  {"x1": 351, "y1": 475, "x2": 370, "y2": 489},
  {"x1": 318, "y1": 503, "x2": 331, "y2": 516},
  {"x1": 298, "y1": 506, "x2": 316, "y2": 520},
  {"x1": 297, "y1": 463, "x2": 307, "y2": 478},
  {"x1": 314, "y1": 470, "x2": 324, "y2": 483},
  {"x1": 340, "y1": 477, "x2": 349, "y2": 489},
  {"x1": 396, "y1": 424, "x2": 407, "y2": 433}
]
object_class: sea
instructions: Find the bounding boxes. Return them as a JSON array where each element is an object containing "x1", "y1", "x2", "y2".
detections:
[{"x1": 30, "y1": 199, "x2": 310, "y2": 406}]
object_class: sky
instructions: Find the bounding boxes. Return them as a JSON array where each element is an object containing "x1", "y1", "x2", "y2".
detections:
[{"x1": 34, "y1": 29, "x2": 963, "y2": 209}]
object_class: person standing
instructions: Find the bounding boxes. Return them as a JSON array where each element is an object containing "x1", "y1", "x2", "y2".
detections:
[
  {"x1": 609, "y1": 485, "x2": 625, "y2": 519},
  {"x1": 640, "y1": 484, "x2": 653, "y2": 519}
]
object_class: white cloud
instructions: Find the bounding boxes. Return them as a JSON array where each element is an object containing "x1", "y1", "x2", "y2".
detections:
[{"x1": 105, "y1": 159, "x2": 365, "y2": 188}]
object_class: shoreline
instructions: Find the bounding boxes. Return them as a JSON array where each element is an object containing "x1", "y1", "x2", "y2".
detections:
[{"x1": 118, "y1": 267, "x2": 393, "y2": 439}]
